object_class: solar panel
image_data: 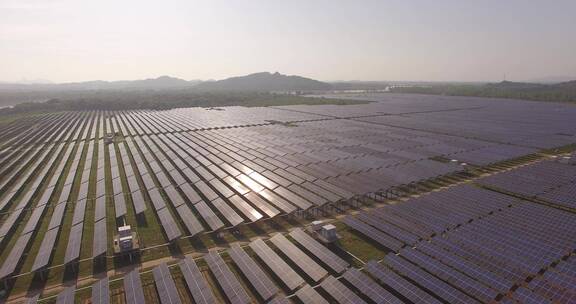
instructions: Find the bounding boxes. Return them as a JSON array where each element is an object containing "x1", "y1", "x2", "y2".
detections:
[
  {"x1": 231, "y1": 161, "x2": 254, "y2": 175},
  {"x1": 131, "y1": 190, "x2": 147, "y2": 214},
  {"x1": 237, "y1": 174, "x2": 265, "y2": 192},
  {"x1": 416, "y1": 241, "x2": 514, "y2": 292},
  {"x1": 342, "y1": 216, "x2": 403, "y2": 252},
  {"x1": 248, "y1": 171, "x2": 278, "y2": 189},
  {"x1": 208, "y1": 179, "x2": 235, "y2": 198},
  {"x1": 385, "y1": 253, "x2": 480, "y2": 304},
  {"x1": 178, "y1": 183, "x2": 202, "y2": 204},
  {"x1": 123, "y1": 269, "x2": 146, "y2": 304},
  {"x1": 196, "y1": 166, "x2": 215, "y2": 181},
  {"x1": 21, "y1": 204, "x2": 47, "y2": 235},
  {"x1": 91, "y1": 277, "x2": 110, "y2": 304},
  {"x1": 110, "y1": 165, "x2": 120, "y2": 180},
  {"x1": 288, "y1": 228, "x2": 349, "y2": 274},
  {"x1": 179, "y1": 183, "x2": 202, "y2": 204},
  {"x1": 148, "y1": 188, "x2": 166, "y2": 210},
  {"x1": 179, "y1": 257, "x2": 217, "y2": 304},
  {"x1": 48, "y1": 202, "x2": 67, "y2": 230},
  {"x1": 399, "y1": 247, "x2": 498, "y2": 302},
  {"x1": 257, "y1": 189, "x2": 297, "y2": 214},
  {"x1": 223, "y1": 176, "x2": 251, "y2": 195},
  {"x1": 182, "y1": 168, "x2": 201, "y2": 183},
  {"x1": 204, "y1": 250, "x2": 251, "y2": 304},
  {"x1": 272, "y1": 187, "x2": 312, "y2": 210},
  {"x1": 211, "y1": 198, "x2": 243, "y2": 227},
  {"x1": 286, "y1": 167, "x2": 317, "y2": 182},
  {"x1": 112, "y1": 176, "x2": 123, "y2": 194},
  {"x1": 127, "y1": 175, "x2": 139, "y2": 192},
  {"x1": 273, "y1": 168, "x2": 305, "y2": 185},
  {"x1": 220, "y1": 163, "x2": 241, "y2": 177},
  {"x1": 77, "y1": 181, "x2": 89, "y2": 200},
  {"x1": 170, "y1": 170, "x2": 187, "y2": 186},
  {"x1": 142, "y1": 173, "x2": 156, "y2": 190},
  {"x1": 301, "y1": 182, "x2": 342, "y2": 203},
  {"x1": 195, "y1": 180, "x2": 219, "y2": 201},
  {"x1": 267, "y1": 296, "x2": 291, "y2": 304},
  {"x1": 0, "y1": 208, "x2": 25, "y2": 238},
  {"x1": 287, "y1": 184, "x2": 326, "y2": 206},
  {"x1": 176, "y1": 205, "x2": 204, "y2": 236},
  {"x1": 249, "y1": 238, "x2": 304, "y2": 291},
  {"x1": 153, "y1": 263, "x2": 182, "y2": 304},
  {"x1": 164, "y1": 186, "x2": 185, "y2": 207},
  {"x1": 513, "y1": 286, "x2": 553, "y2": 304},
  {"x1": 319, "y1": 275, "x2": 366, "y2": 304},
  {"x1": 157, "y1": 207, "x2": 182, "y2": 241},
  {"x1": 56, "y1": 285, "x2": 75, "y2": 304},
  {"x1": 94, "y1": 196, "x2": 106, "y2": 221},
  {"x1": 228, "y1": 243, "x2": 278, "y2": 301},
  {"x1": 114, "y1": 193, "x2": 127, "y2": 218},
  {"x1": 0, "y1": 233, "x2": 32, "y2": 279},
  {"x1": 227, "y1": 195, "x2": 263, "y2": 222},
  {"x1": 295, "y1": 285, "x2": 328, "y2": 304},
  {"x1": 93, "y1": 219, "x2": 107, "y2": 257},
  {"x1": 31, "y1": 229, "x2": 58, "y2": 272},
  {"x1": 314, "y1": 179, "x2": 355, "y2": 199},
  {"x1": 270, "y1": 233, "x2": 327, "y2": 282},
  {"x1": 64, "y1": 223, "x2": 83, "y2": 264},
  {"x1": 243, "y1": 192, "x2": 280, "y2": 218},
  {"x1": 195, "y1": 201, "x2": 224, "y2": 231},
  {"x1": 365, "y1": 260, "x2": 442, "y2": 304},
  {"x1": 342, "y1": 268, "x2": 403, "y2": 304},
  {"x1": 356, "y1": 213, "x2": 418, "y2": 245}
]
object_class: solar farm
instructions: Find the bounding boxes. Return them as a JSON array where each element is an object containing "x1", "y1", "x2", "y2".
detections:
[{"x1": 0, "y1": 93, "x2": 575, "y2": 303}]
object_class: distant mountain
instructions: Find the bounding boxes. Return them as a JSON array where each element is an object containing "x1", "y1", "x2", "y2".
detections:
[
  {"x1": 58, "y1": 76, "x2": 200, "y2": 90},
  {"x1": 0, "y1": 76, "x2": 200, "y2": 91},
  {"x1": 195, "y1": 72, "x2": 332, "y2": 91},
  {"x1": 485, "y1": 81, "x2": 547, "y2": 90},
  {"x1": 389, "y1": 80, "x2": 576, "y2": 103},
  {"x1": 330, "y1": 81, "x2": 390, "y2": 91},
  {"x1": 486, "y1": 80, "x2": 576, "y2": 91},
  {"x1": 525, "y1": 76, "x2": 576, "y2": 84},
  {"x1": 553, "y1": 80, "x2": 576, "y2": 89}
]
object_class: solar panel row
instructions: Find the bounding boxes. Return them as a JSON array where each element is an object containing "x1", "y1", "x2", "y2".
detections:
[
  {"x1": 55, "y1": 285, "x2": 75, "y2": 304},
  {"x1": 295, "y1": 285, "x2": 328, "y2": 304},
  {"x1": 179, "y1": 257, "x2": 217, "y2": 304},
  {"x1": 123, "y1": 269, "x2": 146, "y2": 304},
  {"x1": 342, "y1": 268, "x2": 403, "y2": 304},
  {"x1": 249, "y1": 238, "x2": 304, "y2": 291},
  {"x1": 153, "y1": 263, "x2": 181, "y2": 304},
  {"x1": 0, "y1": 142, "x2": 76, "y2": 279},
  {"x1": 288, "y1": 228, "x2": 349, "y2": 274},
  {"x1": 319, "y1": 275, "x2": 366, "y2": 304},
  {"x1": 480, "y1": 158, "x2": 576, "y2": 209},
  {"x1": 204, "y1": 250, "x2": 251, "y2": 304},
  {"x1": 0, "y1": 96, "x2": 575, "y2": 300},
  {"x1": 270, "y1": 233, "x2": 328, "y2": 282},
  {"x1": 91, "y1": 277, "x2": 110, "y2": 304},
  {"x1": 228, "y1": 243, "x2": 278, "y2": 301}
]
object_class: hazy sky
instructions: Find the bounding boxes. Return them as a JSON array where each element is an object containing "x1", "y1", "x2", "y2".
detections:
[{"x1": 1, "y1": 0, "x2": 575, "y2": 83}]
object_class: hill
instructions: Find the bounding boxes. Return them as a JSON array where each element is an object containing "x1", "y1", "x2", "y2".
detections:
[
  {"x1": 389, "y1": 80, "x2": 576, "y2": 103},
  {"x1": 525, "y1": 76, "x2": 576, "y2": 84},
  {"x1": 195, "y1": 72, "x2": 332, "y2": 91},
  {"x1": 485, "y1": 81, "x2": 547, "y2": 90},
  {"x1": 329, "y1": 81, "x2": 390, "y2": 91},
  {"x1": 0, "y1": 76, "x2": 199, "y2": 91},
  {"x1": 58, "y1": 76, "x2": 197, "y2": 90}
]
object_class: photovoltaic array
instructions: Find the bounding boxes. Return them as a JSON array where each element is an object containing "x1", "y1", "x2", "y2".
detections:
[{"x1": 0, "y1": 93, "x2": 575, "y2": 302}]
